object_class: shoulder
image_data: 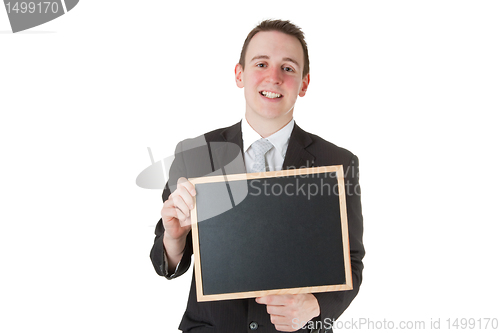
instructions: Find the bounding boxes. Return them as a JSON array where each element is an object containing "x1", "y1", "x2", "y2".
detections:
[
  {"x1": 174, "y1": 121, "x2": 241, "y2": 152},
  {"x1": 203, "y1": 121, "x2": 241, "y2": 142},
  {"x1": 294, "y1": 124, "x2": 357, "y2": 162}
]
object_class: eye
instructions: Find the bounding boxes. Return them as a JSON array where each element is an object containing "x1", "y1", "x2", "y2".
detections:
[
  {"x1": 283, "y1": 66, "x2": 294, "y2": 72},
  {"x1": 256, "y1": 63, "x2": 267, "y2": 68}
]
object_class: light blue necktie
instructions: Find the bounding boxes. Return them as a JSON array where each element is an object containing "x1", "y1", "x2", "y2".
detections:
[{"x1": 250, "y1": 138, "x2": 273, "y2": 173}]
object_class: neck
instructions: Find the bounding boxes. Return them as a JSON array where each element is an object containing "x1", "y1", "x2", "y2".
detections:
[{"x1": 245, "y1": 112, "x2": 293, "y2": 138}]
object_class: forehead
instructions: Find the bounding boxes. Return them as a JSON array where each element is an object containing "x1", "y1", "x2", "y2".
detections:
[{"x1": 245, "y1": 30, "x2": 304, "y2": 68}]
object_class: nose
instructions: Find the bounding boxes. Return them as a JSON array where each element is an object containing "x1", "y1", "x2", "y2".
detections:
[{"x1": 265, "y1": 66, "x2": 282, "y2": 84}]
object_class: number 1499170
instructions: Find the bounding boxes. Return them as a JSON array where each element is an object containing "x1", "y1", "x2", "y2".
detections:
[
  {"x1": 5, "y1": 2, "x2": 60, "y2": 14},
  {"x1": 446, "y1": 318, "x2": 498, "y2": 330}
]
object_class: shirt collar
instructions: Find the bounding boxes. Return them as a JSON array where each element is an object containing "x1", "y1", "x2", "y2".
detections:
[{"x1": 242, "y1": 117, "x2": 295, "y2": 158}]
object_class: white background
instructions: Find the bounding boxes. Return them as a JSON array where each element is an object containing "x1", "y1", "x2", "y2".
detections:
[{"x1": 1, "y1": 1, "x2": 499, "y2": 332}]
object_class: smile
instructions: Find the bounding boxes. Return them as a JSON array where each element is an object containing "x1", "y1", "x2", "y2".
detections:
[{"x1": 260, "y1": 91, "x2": 282, "y2": 99}]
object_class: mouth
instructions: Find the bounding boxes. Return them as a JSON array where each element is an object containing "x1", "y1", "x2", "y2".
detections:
[{"x1": 259, "y1": 90, "x2": 283, "y2": 99}]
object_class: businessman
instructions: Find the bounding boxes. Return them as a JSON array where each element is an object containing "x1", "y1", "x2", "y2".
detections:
[{"x1": 151, "y1": 19, "x2": 365, "y2": 333}]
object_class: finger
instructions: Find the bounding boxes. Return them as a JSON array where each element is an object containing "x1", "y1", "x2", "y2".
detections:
[
  {"x1": 174, "y1": 206, "x2": 188, "y2": 222},
  {"x1": 274, "y1": 324, "x2": 293, "y2": 332},
  {"x1": 161, "y1": 205, "x2": 178, "y2": 221},
  {"x1": 174, "y1": 185, "x2": 195, "y2": 211},
  {"x1": 172, "y1": 195, "x2": 191, "y2": 219},
  {"x1": 266, "y1": 304, "x2": 288, "y2": 316},
  {"x1": 256, "y1": 296, "x2": 270, "y2": 304},
  {"x1": 269, "y1": 313, "x2": 288, "y2": 325},
  {"x1": 256, "y1": 295, "x2": 288, "y2": 306},
  {"x1": 177, "y1": 214, "x2": 192, "y2": 228},
  {"x1": 174, "y1": 205, "x2": 193, "y2": 227},
  {"x1": 161, "y1": 199, "x2": 179, "y2": 221},
  {"x1": 177, "y1": 177, "x2": 196, "y2": 196},
  {"x1": 161, "y1": 198, "x2": 188, "y2": 224}
]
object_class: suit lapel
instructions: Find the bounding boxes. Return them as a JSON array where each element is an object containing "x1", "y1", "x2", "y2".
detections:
[
  {"x1": 209, "y1": 121, "x2": 245, "y2": 175},
  {"x1": 219, "y1": 121, "x2": 244, "y2": 149},
  {"x1": 282, "y1": 123, "x2": 315, "y2": 169}
]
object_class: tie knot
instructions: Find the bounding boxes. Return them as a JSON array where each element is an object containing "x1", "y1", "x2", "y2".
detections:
[
  {"x1": 250, "y1": 138, "x2": 273, "y2": 173},
  {"x1": 252, "y1": 138, "x2": 273, "y2": 155}
]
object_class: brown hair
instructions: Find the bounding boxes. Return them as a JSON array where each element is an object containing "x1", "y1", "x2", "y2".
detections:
[{"x1": 239, "y1": 19, "x2": 310, "y2": 77}]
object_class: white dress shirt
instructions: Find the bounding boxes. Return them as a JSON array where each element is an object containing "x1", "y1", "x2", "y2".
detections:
[{"x1": 241, "y1": 117, "x2": 295, "y2": 173}]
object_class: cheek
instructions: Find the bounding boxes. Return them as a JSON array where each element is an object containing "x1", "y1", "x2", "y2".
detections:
[
  {"x1": 249, "y1": 73, "x2": 264, "y2": 87},
  {"x1": 284, "y1": 79, "x2": 302, "y2": 94}
]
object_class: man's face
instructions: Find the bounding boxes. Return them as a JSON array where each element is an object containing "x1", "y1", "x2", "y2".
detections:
[{"x1": 235, "y1": 31, "x2": 310, "y2": 124}]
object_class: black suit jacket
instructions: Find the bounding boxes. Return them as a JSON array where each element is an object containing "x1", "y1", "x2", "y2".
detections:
[{"x1": 150, "y1": 121, "x2": 365, "y2": 333}]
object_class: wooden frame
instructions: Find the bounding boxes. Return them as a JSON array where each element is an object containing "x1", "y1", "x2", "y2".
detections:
[{"x1": 189, "y1": 165, "x2": 352, "y2": 302}]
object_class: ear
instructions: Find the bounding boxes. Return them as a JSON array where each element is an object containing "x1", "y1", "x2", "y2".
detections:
[
  {"x1": 298, "y1": 73, "x2": 310, "y2": 97},
  {"x1": 235, "y1": 63, "x2": 244, "y2": 88}
]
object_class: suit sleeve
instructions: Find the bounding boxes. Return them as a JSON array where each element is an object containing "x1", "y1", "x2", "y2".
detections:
[
  {"x1": 313, "y1": 154, "x2": 365, "y2": 323},
  {"x1": 149, "y1": 141, "x2": 195, "y2": 279}
]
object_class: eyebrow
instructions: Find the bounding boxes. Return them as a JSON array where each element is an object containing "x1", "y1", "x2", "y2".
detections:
[{"x1": 250, "y1": 55, "x2": 300, "y2": 68}]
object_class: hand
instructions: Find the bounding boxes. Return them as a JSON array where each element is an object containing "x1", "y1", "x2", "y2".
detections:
[
  {"x1": 161, "y1": 177, "x2": 196, "y2": 272},
  {"x1": 161, "y1": 177, "x2": 196, "y2": 240},
  {"x1": 256, "y1": 294, "x2": 320, "y2": 332}
]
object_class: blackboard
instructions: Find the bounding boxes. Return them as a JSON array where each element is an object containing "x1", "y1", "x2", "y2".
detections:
[{"x1": 190, "y1": 166, "x2": 352, "y2": 302}]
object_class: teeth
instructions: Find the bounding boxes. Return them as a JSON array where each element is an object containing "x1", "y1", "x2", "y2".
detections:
[{"x1": 261, "y1": 91, "x2": 282, "y2": 99}]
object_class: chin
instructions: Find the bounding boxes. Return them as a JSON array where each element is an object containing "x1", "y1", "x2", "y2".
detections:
[
  {"x1": 259, "y1": 112, "x2": 290, "y2": 122},
  {"x1": 256, "y1": 106, "x2": 288, "y2": 118}
]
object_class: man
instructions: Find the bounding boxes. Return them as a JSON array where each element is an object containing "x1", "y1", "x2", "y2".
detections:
[{"x1": 150, "y1": 20, "x2": 364, "y2": 333}]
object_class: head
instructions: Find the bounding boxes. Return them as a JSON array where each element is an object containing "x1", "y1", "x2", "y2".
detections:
[
  {"x1": 239, "y1": 20, "x2": 310, "y2": 78},
  {"x1": 235, "y1": 20, "x2": 311, "y2": 131}
]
